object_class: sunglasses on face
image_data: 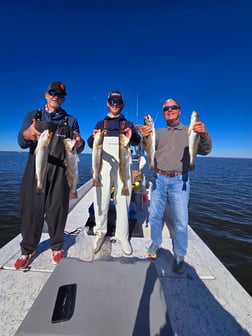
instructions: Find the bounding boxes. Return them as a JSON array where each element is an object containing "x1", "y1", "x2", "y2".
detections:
[
  {"x1": 48, "y1": 91, "x2": 65, "y2": 99},
  {"x1": 163, "y1": 105, "x2": 179, "y2": 112},
  {"x1": 108, "y1": 99, "x2": 123, "y2": 106}
]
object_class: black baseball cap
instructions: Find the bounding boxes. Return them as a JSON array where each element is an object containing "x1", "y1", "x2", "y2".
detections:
[
  {"x1": 47, "y1": 81, "x2": 67, "y2": 95},
  {"x1": 107, "y1": 90, "x2": 123, "y2": 100}
]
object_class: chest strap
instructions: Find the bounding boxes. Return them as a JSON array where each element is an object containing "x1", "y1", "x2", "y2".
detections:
[
  {"x1": 35, "y1": 109, "x2": 42, "y2": 121},
  {"x1": 103, "y1": 119, "x2": 126, "y2": 133},
  {"x1": 121, "y1": 120, "x2": 126, "y2": 132}
]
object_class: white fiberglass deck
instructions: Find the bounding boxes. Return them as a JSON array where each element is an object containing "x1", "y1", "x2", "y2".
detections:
[{"x1": 0, "y1": 180, "x2": 251, "y2": 335}]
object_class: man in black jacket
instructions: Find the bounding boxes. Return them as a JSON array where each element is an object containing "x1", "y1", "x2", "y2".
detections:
[
  {"x1": 88, "y1": 91, "x2": 140, "y2": 255},
  {"x1": 15, "y1": 81, "x2": 85, "y2": 269}
]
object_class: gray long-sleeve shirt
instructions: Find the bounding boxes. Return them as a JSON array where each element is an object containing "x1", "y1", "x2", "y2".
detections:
[{"x1": 155, "y1": 123, "x2": 212, "y2": 173}]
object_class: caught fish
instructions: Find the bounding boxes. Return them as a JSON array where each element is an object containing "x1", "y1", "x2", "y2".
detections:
[
  {"x1": 188, "y1": 111, "x2": 200, "y2": 170},
  {"x1": 119, "y1": 133, "x2": 131, "y2": 196},
  {"x1": 92, "y1": 130, "x2": 105, "y2": 187},
  {"x1": 35, "y1": 129, "x2": 52, "y2": 193},
  {"x1": 64, "y1": 138, "x2": 80, "y2": 199},
  {"x1": 143, "y1": 114, "x2": 155, "y2": 170}
]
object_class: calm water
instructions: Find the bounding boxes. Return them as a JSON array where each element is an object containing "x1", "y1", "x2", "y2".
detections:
[{"x1": 0, "y1": 152, "x2": 252, "y2": 296}]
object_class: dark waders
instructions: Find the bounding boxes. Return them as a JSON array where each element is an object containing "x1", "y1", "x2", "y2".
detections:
[{"x1": 20, "y1": 118, "x2": 72, "y2": 254}]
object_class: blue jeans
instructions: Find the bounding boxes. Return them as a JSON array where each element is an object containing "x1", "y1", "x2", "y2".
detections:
[{"x1": 149, "y1": 173, "x2": 190, "y2": 257}]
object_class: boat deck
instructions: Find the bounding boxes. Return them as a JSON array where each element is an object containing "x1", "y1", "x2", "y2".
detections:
[{"x1": 0, "y1": 180, "x2": 252, "y2": 335}]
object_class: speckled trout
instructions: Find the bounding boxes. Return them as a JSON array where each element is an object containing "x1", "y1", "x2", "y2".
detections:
[
  {"x1": 188, "y1": 111, "x2": 200, "y2": 170},
  {"x1": 92, "y1": 130, "x2": 105, "y2": 187},
  {"x1": 143, "y1": 114, "x2": 155, "y2": 170},
  {"x1": 35, "y1": 129, "x2": 52, "y2": 193},
  {"x1": 119, "y1": 133, "x2": 131, "y2": 196},
  {"x1": 64, "y1": 138, "x2": 79, "y2": 199}
]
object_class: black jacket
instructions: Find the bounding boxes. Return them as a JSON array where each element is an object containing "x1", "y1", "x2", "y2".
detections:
[{"x1": 88, "y1": 114, "x2": 140, "y2": 148}]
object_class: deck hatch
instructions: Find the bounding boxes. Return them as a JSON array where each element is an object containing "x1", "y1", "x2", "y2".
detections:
[{"x1": 51, "y1": 283, "x2": 77, "y2": 323}]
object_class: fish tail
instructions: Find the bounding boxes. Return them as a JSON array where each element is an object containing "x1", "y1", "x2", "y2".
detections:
[
  {"x1": 121, "y1": 186, "x2": 129, "y2": 196},
  {"x1": 189, "y1": 163, "x2": 195, "y2": 171},
  {"x1": 36, "y1": 185, "x2": 44, "y2": 193},
  {"x1": 149, "y1": 163, "x2": 154, "y2": 170},
  {"x1": 93, "y1": 178, "x2": 102, "y2": 187},
  {"x1": 69, "y1": 190, "x2": 78, "y2": 199}
]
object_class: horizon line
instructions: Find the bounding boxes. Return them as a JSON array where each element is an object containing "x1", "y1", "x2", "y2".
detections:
[{"x1": 0, "y1": 150, "x2": 251, "y2": 160}]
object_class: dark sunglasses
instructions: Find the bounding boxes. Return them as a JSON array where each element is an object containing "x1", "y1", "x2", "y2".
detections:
[
  {"x1": 163, "y1": 105, "x2": 179, "y2": 112},
  {"x1": 108, "y1": 99, "x2": 123, "y2": 106},
  {"x1": 48, "y1": 91, "x2": 65, "y2": 99}
]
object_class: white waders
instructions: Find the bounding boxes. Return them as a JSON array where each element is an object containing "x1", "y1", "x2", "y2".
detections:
[{"x1": 93, "y1": 136, "x2": 132, "y2": 242}]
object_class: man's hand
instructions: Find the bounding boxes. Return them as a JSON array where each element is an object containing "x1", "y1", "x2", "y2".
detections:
[
  {"x1": 193, "y1": 122, "x2": 208, "y2": 138},
  {"x1": 139, "y1": 125, "x2": 151, "y2": 137},
  {"x1": 123, "y1": 127, "x2": 132, "y2": 140},
  {"x1": 73, "y1": 131, "x2": 84, "y2": 148},
  {"x1": 23, "y1": 119, "x2": 41, "y2": 141},
  {"x1": 92, "y1": 129, "x2": 100, "y2": 138}
]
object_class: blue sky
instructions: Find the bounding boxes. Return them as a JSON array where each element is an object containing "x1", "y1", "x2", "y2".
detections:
[{"x1": 0, "y1": 0, "x2": 251, "y2": 158}]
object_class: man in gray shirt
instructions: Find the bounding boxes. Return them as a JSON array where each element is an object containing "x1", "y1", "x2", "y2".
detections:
[{"x1": 140, "y1": 98, "x2": 212, "y2": 273}]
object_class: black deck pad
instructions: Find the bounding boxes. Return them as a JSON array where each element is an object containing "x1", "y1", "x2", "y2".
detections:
[{"x1": 15, "y1": 257, "x2": 173, "y2": 336}]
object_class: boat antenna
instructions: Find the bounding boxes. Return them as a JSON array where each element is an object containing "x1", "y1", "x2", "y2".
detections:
[
  {"x1": 136, "y1": 93, "x2": 139, "y2": 124},
  {"x1": 93, "y1": 96, "x2": 97, "y2": 121},
  {"x1": 154, "y1": 111, "x2": 160, "y2": 124}
]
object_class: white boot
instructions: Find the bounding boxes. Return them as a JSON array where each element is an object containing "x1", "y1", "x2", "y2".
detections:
[
  {"x1": 121, "y1": 239, "x2": 133, "y2": 255},
  {"x1": 94, "y1": 233, "x2": 105, "y2": 254}
]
